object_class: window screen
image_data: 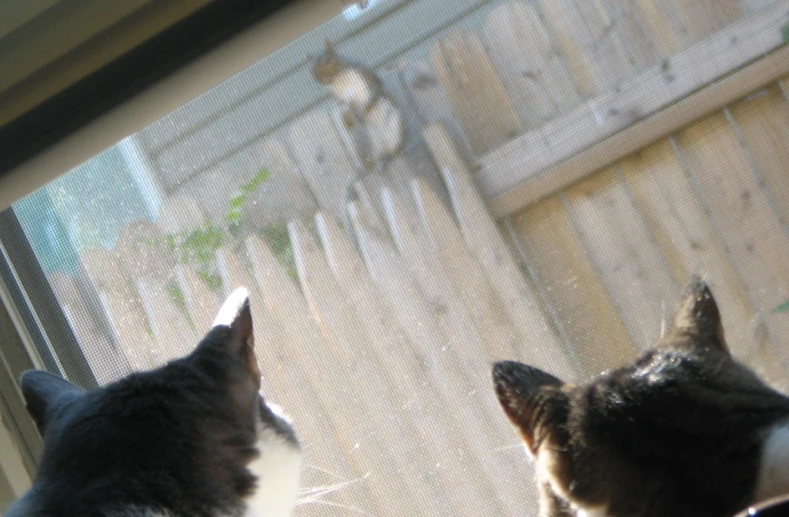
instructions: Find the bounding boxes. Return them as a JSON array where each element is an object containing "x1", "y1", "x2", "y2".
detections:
[{"x1": 5, "y1": 0, "x2": 789, "y2": 515}]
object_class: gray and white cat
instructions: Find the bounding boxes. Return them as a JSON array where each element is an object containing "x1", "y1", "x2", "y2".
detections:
[
  {"x1": 493, "y1": 277, "x2": 789, "y2": 517},
  {"x1": 7, "y1": 288, "x2": 302, "y2": 517}
]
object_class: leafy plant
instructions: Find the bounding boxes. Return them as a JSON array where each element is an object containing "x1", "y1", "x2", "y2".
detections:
[{"x1": 143, "y1": 169, "x2": 298, "y2": 305}]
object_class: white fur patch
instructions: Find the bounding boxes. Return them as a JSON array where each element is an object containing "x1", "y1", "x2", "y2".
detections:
[
  {"x1": 366, "y1": 98, "x2": 403, "y2": 158},
  {"x1": 330, "y1": 69, "x2": 373, "y2": 108},
  {"x1": 243, "y1": 427, "x2": 303, "y2": 517},
  {"x1": 576, "y1": 507, "x2": 611, "y2": 517},
  {"x1": 212, "y1": 287, "x2": 249, "y2": 328},
  {"x1": 755, "y1": 422, "x2": 789, "y2": 502}
]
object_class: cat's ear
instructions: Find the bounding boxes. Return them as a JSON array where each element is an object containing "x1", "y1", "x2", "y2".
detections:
[
  {"x1": 492, "y1": 361, "x2": 564, "y2": 455},
  {"x1": 668, "y1": 276, "x2": 728, "y2": 353},
  {"x1": 212, "y1": 287, "x2": 261, "y2": 389},
  {"x1": 20, "y1": 370, "x2": 85, "y2": 436}
]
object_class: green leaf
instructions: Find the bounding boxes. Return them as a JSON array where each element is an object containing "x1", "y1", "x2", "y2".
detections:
[
  {"x1": 773, "y1": 299, "x2": 789, "y2": 314},
  {"x1": 783, "y1": 23, "x2": 789, "y2": 45},
  {"x1": 260, "y1": 222, "x2": 296, "y2": 281},
  {"x1": 167, "y1": 282, "x2": 187, "y2": 313},
  {"x1": 229, "y1": 195, "x2": 247, "y2": 210},
  {"x1": 225, "y1": 210, "x2": 243, "y2": 223}
]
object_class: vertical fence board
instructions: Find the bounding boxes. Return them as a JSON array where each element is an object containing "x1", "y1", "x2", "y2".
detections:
[
  {"x1": 379, "y1": 187, "x2": 492, "y2": 370},
  {"x1": 174, "y1": 264, "x2": 220, "y2": 334},
  {"x1": 245, "y1": 235, "x2": 375, "y2": 516},
  {"x1": 315, "y1": 211, "x2": 515, "y2": 515},
  {"x1": 632, "y1": 0, "x2": 692, "y2": 54},
  {"x1": 602, "y1": 0, "x2": 672, "y2": 71},
  {"x1": 484, "y1": 1, "x2": 581, "y2": 129},
  {"x1": 289, "y1": 219, "x2": 445, "y2": 516},
  {"x1": 395, "y1": 58, "x2": 475, "y2": 160},
  {"x1": 244, "y1": 139, "x2": 318, "y2": 227},
  {"x1": 729, "y1": 85, "x2": 789, "y2": 230},
  {"x1": 80, "y1": 248, "x2": 159, "y2": 370},
  {"x1": 214, "y1": 246, "x2": 287, "y2": 361},
  {"x1": 137, "y1": 277, "x2": 197, "y2": 362},
  {"x1": 412, "y1": 178, "x2": 525, "y2": 361},
  {"x1": 424, "y1": 124, "x2": 579, "y2": 378},
  {"x1": 674, "y1": 112, "x2": 789, "y2": 363},
  {"x1": 291, "y1": 216, "x2": 463, "y2": 515},
  {"x1": 673, "y1": 0, "x2": 743, "y2": 41},
  {"x1": 564, "y1": 168, "x2": 680, "y2": 350},
  {"x1": 620, "y1": 139, "x2": 787, "y2": 387},
  {"x1": 157, "y1": 195, "x2": 207, "y2": 234},
  {"x1": 538, "y1": 0, "x2": 632, "y2": 96},
  {"x1": 510, "y1": 197, "x2": 637, "y2": 374},
  {"x1": 287, "y1": 110, "x2": 358, "y2": 222},
  {"x1": 431, "y1": 31, "x2": 523, "y2": 155},
  {"x1": 348, "y1": 197, "x2": 538, "y2": 514}
]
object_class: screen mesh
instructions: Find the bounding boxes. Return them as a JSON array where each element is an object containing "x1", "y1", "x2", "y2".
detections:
[{"x1": 7, "y1": 0, "x2": 789, "y2": 515}]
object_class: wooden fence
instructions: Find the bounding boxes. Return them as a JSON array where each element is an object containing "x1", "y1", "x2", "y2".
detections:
[
  {"x1": 137, "y1": 0, "x2": 781, "y2": 228},
  {"x1": 48, "y1": 160, "x2": 580, "y2": 515},
  {"x1": 500, "y1": 78, "x2": 789, "y2": 389},
  {"x1": 40, "y1": 1, "x2": 789, "y2": 516}
]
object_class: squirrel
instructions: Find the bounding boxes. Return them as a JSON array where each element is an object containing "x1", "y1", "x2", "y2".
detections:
[{"x1": 312, "y1": 40, "x2": 406, "y2": 184}]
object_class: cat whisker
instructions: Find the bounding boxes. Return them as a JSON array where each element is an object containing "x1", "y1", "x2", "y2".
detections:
[
  {"x1": 298, "y1": 498, "x2": 374, "y2": 515},
  {"x1": 303, "y1": 463, "x2": 346, "y2": 479},
  {"x1": 297, "y1": 480, "x2": 372, "y2": 515},
  {"x1": 297, "y1": 478, "x2": 363, "y2": 499}
]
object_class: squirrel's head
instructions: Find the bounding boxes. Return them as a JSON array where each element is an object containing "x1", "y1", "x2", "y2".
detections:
[{"x1": 312, "y1": 39, "x2": 344, "y2": 85}]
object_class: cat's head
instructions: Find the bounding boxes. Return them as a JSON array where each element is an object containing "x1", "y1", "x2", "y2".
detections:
[
  {"x1": 492, "y1": 277, "x2": 789, "y2": 517},
  {"x1": 9, "y1": 288, "x2": 301, "y2": 517}
]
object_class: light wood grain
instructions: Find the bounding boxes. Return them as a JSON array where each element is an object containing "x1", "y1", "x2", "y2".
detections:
[
  {"x1": 619, "y1": 138, "x2": 787, "y2": 387},
  {"x1": 245, "y1": 234, "x2": 375, "y2": 516},
  {"x1": 289, "y1": 219, "x2": 448, "y2": 516},
  {"x1": 423, "y1": 123, "x2": 578, "y2": 378},
  {"x1": 509, "y1": 197, "x2": 637, "y2": 374},
  {"x1": 287, "y1": 109, "x2": 357, "y2": 222},
  {"x1": 348, "y1": 196, "x2": 539, "y2": 513},
  {"x1": 137, "y1": 276, "x2": 197, "y2": 362},
  {"x1": 538, "y1": 0, "x2": 632, "y2": 96},
  {"x1": 316, "y1": 210, "x2": 517, "y2": 515},
  {"x1": 394, "y1": 57, "x2": 475, "y2": 160},
  {"x1": 564, "y1": 168, "x2": 679, "y2": 350},
  {"x1": 673, "y1": 0, "x2": 743, "y2": 41},
  {"x1": 742, "y1": 0, "x2": 778, "y2": 14},
  {"x1": 79, "y1": 248, "x2": 159, "y2": 370},
  {"x1": 729, "y1": 84, "x2": 789, "y2": 230},
  {"x1": 431, "y1": 31, "x2": 523, "y2": 155},
  {"x1": 412, "y1": 177, "x2": 521, "y2": 361},
  {"x1": 482, "y1": 2, "x2": 789, "y2": 216},
  {"x1": 174, "y1": 264, "x2": 220, "y2": 335},
  {"x1": 603, "y1": 0, "x2": 672, "y2": 71},
  {"x1": 484, "y1": 1, "x2": 581, "y2": 129},
  {"x1": 674, "y1": 112, "x2": 789, "y2": 365}
]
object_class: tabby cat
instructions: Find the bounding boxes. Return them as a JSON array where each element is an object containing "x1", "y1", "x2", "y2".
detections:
[
  {"x1": 493, "y1": 278, "x2": 789, "y2": 517},
  {"x1": 7, "y1": 288, "x2": 302, "y2": 517}
]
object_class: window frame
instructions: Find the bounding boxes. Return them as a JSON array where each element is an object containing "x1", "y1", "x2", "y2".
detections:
[{"x1": 0, "y1": 0, "x2": 350, "y2": 479}]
